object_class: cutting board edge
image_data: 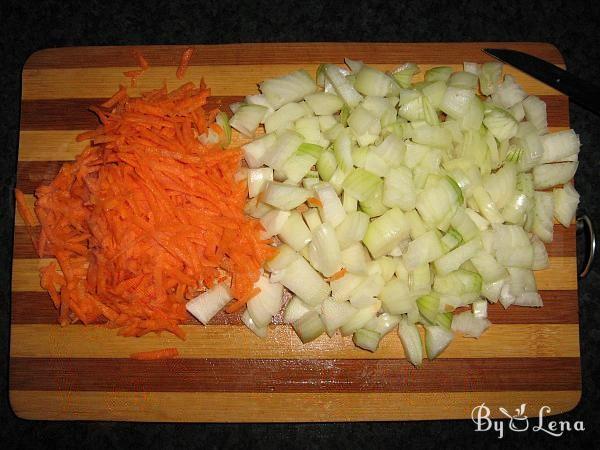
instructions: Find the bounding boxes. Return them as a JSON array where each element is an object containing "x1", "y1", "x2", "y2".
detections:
[
  {"x1": 22, "y1": 41, "x2": 566, "y2": 70},
  {"x1": 11, "y1": 42, "x2": 579, "y2": 423}
]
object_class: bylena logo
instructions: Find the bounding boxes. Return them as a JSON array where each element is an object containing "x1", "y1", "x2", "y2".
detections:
[{"x1": 472, "y1": 403, "x2": 585, "y2": 439}]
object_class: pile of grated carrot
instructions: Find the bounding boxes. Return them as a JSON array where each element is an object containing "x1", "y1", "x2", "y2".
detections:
[{"x1": 15, "y1": 53, "x2": 277, "y2": 340}]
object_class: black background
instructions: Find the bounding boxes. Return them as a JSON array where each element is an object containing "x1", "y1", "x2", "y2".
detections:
[{"x1": 1, "y1": 0, "x2": 598, "y2": 447}]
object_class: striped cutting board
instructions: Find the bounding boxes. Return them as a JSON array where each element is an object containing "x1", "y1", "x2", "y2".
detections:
[{"x1": 10, "y1": 43, "x2": 580, "y2": 422}]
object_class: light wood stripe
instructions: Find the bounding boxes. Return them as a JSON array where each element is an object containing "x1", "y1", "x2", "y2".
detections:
[
  {"x1": 9, "y1": 390, "x2": 580, "y2": 421},
  {"x1": 22, "y1": 64, "x2": 563, "y2": 100},
  {"x1": 11, "y1": 256, "x2": 578, "y2": 292},
  {"x1": 10, "y1": 290, "x2": 579, "y2": 325},
  {"x1": 10, "y1": 323, "x2": 579, "y2": 359},
  {"x1": 23, "y1": 43, "x2": 565, "y2": 69},
  {"x1": 9, "y1": 357, "x2": 580, "y2": 393}
]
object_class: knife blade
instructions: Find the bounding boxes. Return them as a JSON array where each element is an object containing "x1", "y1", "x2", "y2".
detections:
[{"x1": 483, "y1": 48, "x2": 600, "y2": 116}]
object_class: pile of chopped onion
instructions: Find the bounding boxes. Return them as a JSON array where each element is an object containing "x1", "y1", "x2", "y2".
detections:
[{"x1": 188, "y1": 58, "x2": 580, "y2": 365}]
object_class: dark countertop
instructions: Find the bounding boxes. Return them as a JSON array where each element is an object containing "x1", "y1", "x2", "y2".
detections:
[{"x1": 1, "y1": 0, "x2": 598, "y2": 447}]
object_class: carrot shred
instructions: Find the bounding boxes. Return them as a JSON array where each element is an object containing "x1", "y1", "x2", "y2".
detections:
[
  {"x1": 307, "y1": 197, "x2": 323, "y2": 207},
  {"x1": 176, "y1": 47, "x2": 194, "y2": 80},
  {"x1": 132, "y1": 49, "x2": 150, "y2": 70},
  {"x1": 295, "y1": 204, "x2": 309, "y2": 213},
  {"x1": 325, "y1": 268, "x2": 347, "y2": 282},
  {"x1": 224, "y1": 287, "x2": 261, "y2": 313},
  {"x1": 130, "y1": 348, "x2": 179, "y2": 360},
  {"x1": 101, "y1": 85, "x2": 128, "y2": 108},
  {"x1": 17, "y1": 71, "x2": 275, "y2": 339}
]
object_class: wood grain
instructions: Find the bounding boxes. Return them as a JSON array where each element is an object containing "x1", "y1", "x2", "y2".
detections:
[
  {"x1": 10, "y1": 324, "x2": 579, "y2": 360},
  {"x1": 9, "y1": 390, "x2": 581, "y2": 422},
  {"x1": 11, "y1": 42, "x2": 580, "y2": 422},
  {"x1": 23, "y1": 43, "x2": 565, "y2": 69},
  {"x1": 10, "y1": 357, "x2": 580, "y2": 392}
]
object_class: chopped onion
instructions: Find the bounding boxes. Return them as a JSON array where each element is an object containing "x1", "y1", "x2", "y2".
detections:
[
  {"x1": 470, "y1": 250, "x2": 508, "y2": 283},
  {"x1": 260, "y1": 209, "x2": 291, "y2": 239},
  {"x1": 479, "y1": 61, "x2": 503, "y2": 95},
  {"x1": 262, "y1": 182, "x2": 311, "y2": 210},
  {"x1": 280, "y1": 256, "x2": 331, "y2": 305},
  {"x1": 353, "y1": 328, "x2": 382, "y2": 352},
  {"x1": 522, "y1": 95, "x2": 548, "y2": 134},
  {"x1": 532, "y1": 162, "x2": 578, "y2": 190},
  {"x1": 292, "y1": 310, "x2": 325, "y2": 343},
  {"x1": 282, "y1": 143, "x2": 323, "y2": 183},
  {"x1": 314, "y1": 182, "x2": 346, "y2": 227},
  {"x1": 321, "y1": 297, "x2": 358, "y2": 336},
  {"x1": 305, "y1": 92, "x2": 344, "y2": 115},
  {"x1": 341, "y1": 242, "x2": 370, "y2": 275},
  {"x1": 553, "y1": 182, "x2": 580, "y2": 228},
  {"x1": 532, "y1": 191, "x2": 554, "y2": 243},
  {"x1": 278, "y1": 211, "x2": 312, "y2": 251},
  {"x1": 323, "y1": 64, "x2": 363, "y2": 108},
  {"x1": 403, "y1": 230, "x2": 444, "y2": 270},
  {"x1": 236, "y1": 58, "x2": 580, "y2": 357},
  {"x1": 434, "y1": 237, "x2": 482, "y2": 276},
  {"x1": 307, "y1": 224, "x2": 343, "y2": 277},
  {"x1": 540, "y1": 130, "x2": 580, "y2": 163},
  {"x1": 242, "y1": 133, "x2": 277, "y2": 168},
  {"x1": 492, "y1": 75, "x2": 527, "y2": 108},
  {"x1": 241, "y1": 309, "x2": 268, "y2": 338},
  {"x1": 472, "y1": 299, "x2": 488, "y2": 318},
  {"x1": 246, "y1": 276, "x2": 284, "y2": 327},
  {"x1": 363, "y1": 208, "x2": 410, "y2": 258},
  {"x1": 451, "y1": 311, "x2": 490, "y2": 338},
  {"x1": 340, "y1": 300, "x2": 381, "y2": 336},
  {"x1": 186, "y1": 283, "x2": 232, "y2": 325},
  {"x1": 262, "y1": 130, "x2": 304, "y2": 172},
  {"x1": 229, "y1": 104, "x2": 268, "y2": 137},
  {"x1": 398, "y1": 318, "x2": 423, "y2": 365},
  {"x1": 530, "y1": 234, "x2": 550, "y2": 270},
  {"x1": 247, "y1": 168, "x2": 274, "y2": 198},
  {"x1": 364, "y1": 313, "x2": 401, "y2": 336},
  {"x1": 264, "y1": 102, "x2": 306, "y2": 134},
  {"x1": 260, "y1": 69, "x2": 318, "y2": 109},
  {"x1": 380, "y1": 277, "x2": 412, "y2": 314},
  {"x1": 425, "y1": 325, "x2": 454, "y2": 360},
  {"x1": 283, "y1": 296, "x2": 314, "y2": 324}
]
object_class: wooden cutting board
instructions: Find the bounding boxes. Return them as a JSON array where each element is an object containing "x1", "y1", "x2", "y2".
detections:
[{"x1": 10, "y1": 43, "x2": 581, "y2": 422}]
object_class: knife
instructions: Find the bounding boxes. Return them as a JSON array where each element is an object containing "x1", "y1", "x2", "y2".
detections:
[{"x1": 483, "y1": 48, "x2": 600, "y2": 116}]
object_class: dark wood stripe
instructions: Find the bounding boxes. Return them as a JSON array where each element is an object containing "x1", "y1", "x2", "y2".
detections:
[
  {"x1": 18, "y1": 95, "x2": 570, "y2": 132},
  {"x1": 16, "y1": 162, "x2": 64, "y2": 194},
  {"x1": 20, "y1": 96, "x2": 243, "y2": 131},
  {"x1": 10, "y1": 290, "x2": 578, "y2": 325},
  {"x1": 23, "y1": 43, "x2": 565, "y2": 69},
  {"x1": 9, "y1": 357, "x2": 580, "y2": 393}
]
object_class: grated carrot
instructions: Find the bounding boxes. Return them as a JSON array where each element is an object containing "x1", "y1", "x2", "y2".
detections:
[
  {"x1": 17, "y1": 73, "x2": 277, "y2": 340},
  {"x1": 325, "y1": 268, "x2": 347, "y2": 282},
  {"x1": 130, "y1": 348, "x2": 179, "y2": 360},
  {"x1": 124, "y1": 49, "x2": 150, "y2": 87},
  {"x1": 176, "y1": 47, "x2": 194, "y2": 80},
  {"x1": 307, "y1": 197, "x2": 323, "y2": 207}
]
